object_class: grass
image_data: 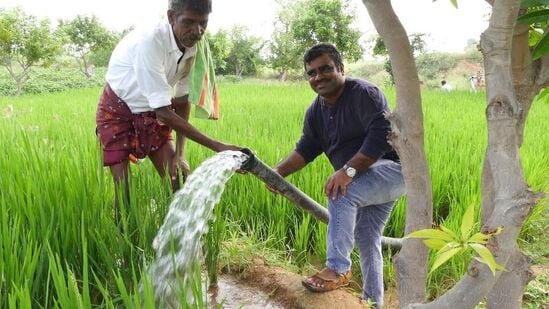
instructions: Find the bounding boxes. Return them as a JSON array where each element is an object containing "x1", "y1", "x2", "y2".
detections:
[{"x1": 0, "y1": 82, "x2": 547, "y2": 307}]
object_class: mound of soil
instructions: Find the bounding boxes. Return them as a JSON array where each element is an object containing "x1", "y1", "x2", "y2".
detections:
[{"x1": 224, "y1": 258, "x2": 399, "y2": 308}]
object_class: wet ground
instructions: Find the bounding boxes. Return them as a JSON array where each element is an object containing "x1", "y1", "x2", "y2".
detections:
[
  {"x1": 206, "y1": 258, "x2": 382, "y2": 309},
  {"x1": 207, "y1": 258, "x2": 547, "y2": 308},
  {"x1": 209, "y1": 274, "x2": 283, "y2": 308}
]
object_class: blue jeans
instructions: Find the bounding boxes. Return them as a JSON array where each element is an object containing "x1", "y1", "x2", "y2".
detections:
[{"x1": 326, "y1": 159, "x2": 405, "y2": 307}]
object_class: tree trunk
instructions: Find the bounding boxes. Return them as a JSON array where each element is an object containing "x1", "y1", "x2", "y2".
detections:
[
  {"x1": 486, "y1": 250, "x2": 534, "y2": 309},
  {"x1": 484, "y1": 9, "x2": 549, "y2": 309},
  {"x1": 361, "y1": 1, "x2": 432, "y2": 306},
  {"x1": 406, "y1": 71, "x2": 541, "y2": 309},
  {"x1": 405, "y1": 1, "x2": 542, "y2": 307},
  {"x1": 278, "y1": 70, "x2": 287, "y2": 82}
]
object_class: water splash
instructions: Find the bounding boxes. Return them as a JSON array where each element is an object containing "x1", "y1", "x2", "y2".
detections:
[{"x1": 149, "y1": 150, "x2": 248, "y2": 307}]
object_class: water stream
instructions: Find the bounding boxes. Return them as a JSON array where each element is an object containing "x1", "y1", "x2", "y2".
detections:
[{"x1": 148, "y1": 150, "x2": 281, "y2": 307}]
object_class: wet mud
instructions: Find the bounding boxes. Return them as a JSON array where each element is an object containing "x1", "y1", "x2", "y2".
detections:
[{"x1": 209, "y1": 258, "x2": 398, "y2": 308}]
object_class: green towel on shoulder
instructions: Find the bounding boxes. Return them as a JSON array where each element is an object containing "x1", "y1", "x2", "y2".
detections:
[{"x1": 189, "y1": 37, "x2": 220, "y2": 120}]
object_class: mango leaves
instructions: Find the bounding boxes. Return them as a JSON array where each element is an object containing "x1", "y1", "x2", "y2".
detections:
[
  {"x1": 518, "y1": 0, "x2": 549, "y2": 60},
  {"x1": 404, "y1": 204, "x2": 506, "y2": 275}
]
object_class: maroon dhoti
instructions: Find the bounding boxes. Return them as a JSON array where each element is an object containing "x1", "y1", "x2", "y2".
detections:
[{"x1": 96, "y1": 84, "x2": 173, "y2": 166}]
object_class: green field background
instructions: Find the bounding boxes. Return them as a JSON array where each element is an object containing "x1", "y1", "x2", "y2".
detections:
[{"x1": 0, "y1": 82, "x2": 547, "y2": 306}]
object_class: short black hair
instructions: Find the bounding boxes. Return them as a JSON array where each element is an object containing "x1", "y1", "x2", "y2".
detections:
[
  {"x1": 303, "y1": 43, "x2": 343, "y2": 70},
  {"x1": 169, "y1": 0, "x2": 212, "y2": 15}
]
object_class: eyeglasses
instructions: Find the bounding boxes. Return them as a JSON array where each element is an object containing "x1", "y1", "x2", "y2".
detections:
[{"x1": 305, "y1": 64, "x2": 336, "y2": 79}]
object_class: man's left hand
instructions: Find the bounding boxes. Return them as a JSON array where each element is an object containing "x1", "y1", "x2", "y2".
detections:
[
  {"x1": 171, "y1": 155, "x2": 190, "y2": 182},
  {"x1": 324, "y1": 169, "x2": 352, "y2": 200}
]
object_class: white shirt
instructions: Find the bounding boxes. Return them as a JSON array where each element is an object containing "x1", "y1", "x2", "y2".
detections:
[
  {"x1": 441, "y1": 83, "x2": 453, "y2": 92},
  {"x1": 106, "y1": 20, "x2": 196, "y2": 113}
]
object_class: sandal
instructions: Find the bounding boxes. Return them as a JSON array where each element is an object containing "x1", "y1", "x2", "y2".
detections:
[{"x1": 301, "y1": 268, "x2": 351, "y2": 292}]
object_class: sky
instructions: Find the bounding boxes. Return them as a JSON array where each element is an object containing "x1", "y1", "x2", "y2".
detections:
[{"x1": 3, "y1": 0, "x2": 491, "y2": 53}]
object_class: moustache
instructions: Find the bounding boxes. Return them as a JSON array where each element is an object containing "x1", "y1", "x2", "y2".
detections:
[{"x1": 186, "y1": 35, "x2": 201, "y2": 41}]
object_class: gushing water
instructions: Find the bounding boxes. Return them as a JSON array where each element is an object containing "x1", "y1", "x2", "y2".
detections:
[{"x1": 149, "y1": 150, "x2": 248, "y2": 307}]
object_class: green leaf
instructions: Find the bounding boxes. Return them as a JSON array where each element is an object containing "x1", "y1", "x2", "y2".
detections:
[
  {"x1": 469, "y1": 226, "x2": 504, "y2": 244},
  {"x1": 439, "y1": 224, "x2": 458, "y2": 240},
  {"x1": 528, "y1": 28, "x2": 543, "y2": 46},
  {"x1": 493, "y1": 226, "x2": 504, "y2": 235},
  {"x1": 532, "y1": 30, "x2": 549, "y2": 60},
  {"x1": 423, "y1": 239, "x2": 448, "y2": 250},
  {"x1": 474, "y1": 257, "x2": 508, "y2": 273},
  {"x1": 521, "y1": 0, "x2": 549, "y2": 9},
  {"x1": 431, "y1": 247, "x2": 462, "y2": 273},
  {"x1": 468, "y1": 232, "x2": 491, "y2": 244},
  {"x1": 438, "y1": 241, "x2": 462, "y2": 254},
  {"x1": 535, "y1": 87, "x2": 549, "y2": 103},
  {"x1": 461, "y1": 204, "x2": 476, "y2": 240},
  {"x1": 432, "y1": 0, "x2": 458, "y2": 8},
  {"x1": 404, "y1": 228, "x2": 456, "y2": 241},
  {"x1": 517, "y1": 9, "x2": 549, "y2": 24},
  {"x1": 470, "y1": 243, "x2": 506, "y2": 275},
  {"x1": 495, "y1": 262, "x2": 507, "y2": 271}
]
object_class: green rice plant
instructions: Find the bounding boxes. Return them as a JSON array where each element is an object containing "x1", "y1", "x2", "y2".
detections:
[
  {"x1": 47, "y1": 248, "x2": 90, "y2": 308},
  {"x1": 382, "y1": 251, "x2": 397, "y2": 288},
  {"x1": 292, "y1": 214, "x2": 313, "y2": 266},
  {"x1": 204, "y1": 204, "x2": 227, "y2": 285},
  {"x1": 0, "y1": 212, "x2": 41, "y2": 307},
  {"x1": 114, "y1": 269, "x2": 140, "y2": 308},
  {"x1": 313, "y1": 221, "x2": 328, "y2": 262},
  {"x1": 7, "y1": 285, "x2": 32, "y2": 309},
  {"x1": 219, "y1": 225, "x2": 299, "y2": 273}
]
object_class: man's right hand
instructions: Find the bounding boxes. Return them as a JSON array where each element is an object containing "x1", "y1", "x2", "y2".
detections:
[
  {"x1": 214, "y1": 142, "x2": 241, "y2": 152},
  {"x1": 325, "y1": 169, "x2": 352, "y2": 200},
  {"x1": 213, "y1": 143, "x2": 248, "y2": 174}
]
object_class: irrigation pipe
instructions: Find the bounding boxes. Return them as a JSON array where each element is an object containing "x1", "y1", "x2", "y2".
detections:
[{"x1": 240, "y1": 148, "x2": 402, "y2": 250}]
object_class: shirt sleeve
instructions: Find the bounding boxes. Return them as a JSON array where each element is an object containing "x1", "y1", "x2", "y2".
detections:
[
  {"x1": 135, "y1": 33, "x2": 173, "y2": 109},
  {"x1": 295, "y1": 106, "x2": 323, "y2": 163},
  {"x1": 357, "y1": 86, "x2": 393, "y2": 160}
]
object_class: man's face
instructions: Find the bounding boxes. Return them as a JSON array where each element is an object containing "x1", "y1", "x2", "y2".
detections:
[
  {"x1": 305, "y1": 54, "x2": 345, "y2": 101},
  {"x1": 168, "y1": 8, "x2": 209, "y2": 50}
]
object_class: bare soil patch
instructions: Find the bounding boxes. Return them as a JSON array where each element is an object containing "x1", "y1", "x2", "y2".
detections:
[{"x1": 221, "y1": 258, "x2": 399, "y2": 308}]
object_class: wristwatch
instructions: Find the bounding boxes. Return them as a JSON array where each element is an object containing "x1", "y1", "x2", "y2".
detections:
[{"x1": 343, "y1": 164, "x2": 356, "y2": 178}]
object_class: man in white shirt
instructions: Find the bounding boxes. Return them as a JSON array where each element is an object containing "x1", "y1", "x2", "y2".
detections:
[
  {"x1": 469, "y1": 76, "x2": 477, "y2": 93},
  {"x1": 440, "y1": 80, "x2": 453, "y2": 92},
  {"x1": 96, "y1": 0, "x2": 240, "y2": 212}
]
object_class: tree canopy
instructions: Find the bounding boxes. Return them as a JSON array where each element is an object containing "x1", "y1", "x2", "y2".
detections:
[
  {"x1": 58, "y1": 15, "x2": 115, "y2": 78},
  {"x1": 269, "y1": 0, "x2": 363, "y2": 79},
  {"x1": 0, "y1": 7, "x2": 61, "y2": 95},
  {"x1": 209, "y1": 25, "x2": 265, "y2": 77}
]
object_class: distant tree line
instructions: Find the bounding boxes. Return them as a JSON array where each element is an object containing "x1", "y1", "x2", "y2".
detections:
[
  {"x1": 3, "y1": 0, "x2": 517, "y2": 96},
  {"x1": 1, "y1": 0, "x2": 368, "y2": 95},
  {"x1": 0, "y1": 8, "x2": 120, "y2": 95}
]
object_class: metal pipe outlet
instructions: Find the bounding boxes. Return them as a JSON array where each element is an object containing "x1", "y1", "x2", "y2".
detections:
[{"x1": 239, "y1": 148, "x2": 402, "y2": 249}]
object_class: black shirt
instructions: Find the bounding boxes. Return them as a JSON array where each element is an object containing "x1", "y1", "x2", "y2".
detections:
[{"x1": 295, "y1": 78, "x2": 398, "y2": 170}]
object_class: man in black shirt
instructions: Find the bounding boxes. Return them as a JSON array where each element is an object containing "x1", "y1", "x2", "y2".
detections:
[{"x1": 272, "y1": 43, "x2": 404, "y2": 308}]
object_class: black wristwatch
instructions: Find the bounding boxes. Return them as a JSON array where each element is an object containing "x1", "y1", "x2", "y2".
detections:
[{"x1": 343, "y1": 164, "x2": 356, "y2": 178}]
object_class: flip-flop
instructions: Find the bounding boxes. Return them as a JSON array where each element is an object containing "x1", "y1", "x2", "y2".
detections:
[{"x1": 301, "y1": 268, "x2": 351, "y2": 293}]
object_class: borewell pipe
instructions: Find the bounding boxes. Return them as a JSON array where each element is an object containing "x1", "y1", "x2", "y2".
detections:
[{"x1": 239, "y1": 149, "x2": 402, "y2": 250}]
